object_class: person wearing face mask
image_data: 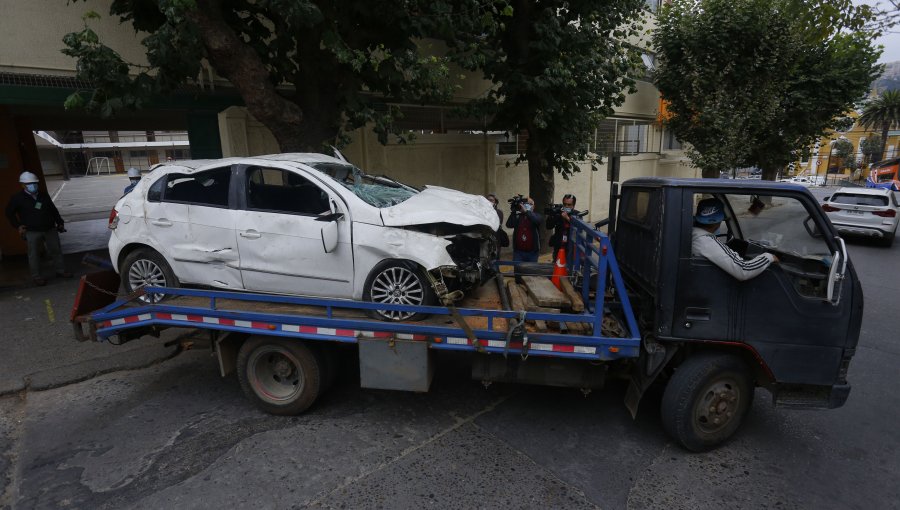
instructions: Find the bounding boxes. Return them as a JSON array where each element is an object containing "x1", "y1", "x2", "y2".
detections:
[
  {"x1": 505, "y1": 196, "x2": 543, "y2": 262},
  {"x1": 123, "y1": 167, "x2": 142, "y2": 195},
  {"x1": 546, "y1": 193, "x2": 579, "y2": 262},
  {"x1": 691, "y1": 198, "x2": 777, "y2": 281},
  {"x1": 5, "y1": 171, "x2": 70, "y2": 286}
]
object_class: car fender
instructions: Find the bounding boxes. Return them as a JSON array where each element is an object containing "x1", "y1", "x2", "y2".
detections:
[{"x1": 351, "y1": 222, "x2": 455, "y2": 300}]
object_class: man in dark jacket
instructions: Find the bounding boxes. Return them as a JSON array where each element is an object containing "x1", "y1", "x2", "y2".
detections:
[
  {"x1": 5, "y1": 171, "x2": 70, "y2": 286},
  {"x1": 546, "y1": 194, "x2": 579, "y2": 262},
  {"x1": 505, "y1": 196, "x2": 543, "y2": 262}
]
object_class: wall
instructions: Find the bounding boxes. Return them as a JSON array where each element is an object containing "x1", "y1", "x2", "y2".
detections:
[
  {"x1": 0, "y1": 0, "x2": 148, "y2": 75},
  {"x1": 0, "y1": 107, "x2": 42, "y2": 257},
  {"x1": 217, "y1": 107, "x2": 695, "y2": 230}
]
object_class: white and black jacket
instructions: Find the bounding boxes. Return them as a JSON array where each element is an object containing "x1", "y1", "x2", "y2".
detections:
[{"x1": 691, "y1": 227, "x2": 775, "y2": 281}]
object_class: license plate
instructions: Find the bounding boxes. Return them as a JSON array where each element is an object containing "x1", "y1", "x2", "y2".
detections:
[{"x1": 845, "y1": 210, "x2": 865, "y2": 215}]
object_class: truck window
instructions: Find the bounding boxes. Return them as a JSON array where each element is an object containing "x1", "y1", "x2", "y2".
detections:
[
  {"x1": 622, "y1": 190, "x2": 651, "y2": 224},
  {"x1": 720, "y1": 193, "x2": 832, "y2": 298}
]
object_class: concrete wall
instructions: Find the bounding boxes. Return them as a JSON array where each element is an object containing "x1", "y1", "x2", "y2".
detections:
[
  {"x1": 0, "y1": 0, "x2": 148, "y2": 75},
  {"x1": 217, "y1": 107, "x2": 695, "y2": 228}
]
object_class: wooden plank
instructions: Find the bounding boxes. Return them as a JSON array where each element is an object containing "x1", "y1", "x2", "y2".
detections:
[
  {"x1": 506, "y1": 279, "x2": 529, "y2": 312},
  {"x1": 559, "y1": 278, "x2": 585, "y2": 312},
  {"x1": 518, "y1": 283, "x2": 550, "y2": 330},
  {"x1": 521, "y1": 276, "x2": 570, "y2": 308}
]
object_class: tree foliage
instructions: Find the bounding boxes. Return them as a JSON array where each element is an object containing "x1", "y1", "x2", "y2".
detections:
[
  {"x1": 860, "y1": 132, "x2": 883, "y2": 165},
  {"x1": 443, "y1": 0, "x2": 644, "y2": 225},
  {"x1": 654, "y1": 0, "x2": 882, "y2": 179},
  {"x1": 858, "y1": 89, "x2": 900, "y2": 163},
  {"x1": 62, "y1": 0, "x2": 478, "y2": 151}
]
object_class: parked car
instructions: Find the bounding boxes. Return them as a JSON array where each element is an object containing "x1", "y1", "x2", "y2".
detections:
[
  {"x1": 778, "y1": 176, "x2": 817, "y2": 187},
  {"x1": 821, "y1": 187, "x2": 899, "y2": 246},
  {"x1": 108, "y1": 153, "x2": 500, "y2": 319}
]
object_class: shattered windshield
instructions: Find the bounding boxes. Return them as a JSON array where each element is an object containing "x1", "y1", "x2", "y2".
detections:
[{"x1": 309, "y1": 162, "x2": 418, "y2": 208}]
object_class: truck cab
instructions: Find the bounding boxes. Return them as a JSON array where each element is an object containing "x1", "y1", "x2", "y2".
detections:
[{"x1": 616, "y1": 178, "x2": 862, "y2": 424}]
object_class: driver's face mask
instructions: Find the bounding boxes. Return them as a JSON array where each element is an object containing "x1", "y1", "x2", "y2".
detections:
[
  {"x1": 562, "y1": 207, "x2": 573, "y2": 213},
  {"x1": 25, "y1": 183, "x2": 38, "y2": 194},
  {"x1": 523, "y1": 203, "x2": 533, "y2": 212}
]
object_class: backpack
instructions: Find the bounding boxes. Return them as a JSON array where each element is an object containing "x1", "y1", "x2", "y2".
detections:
[{"x1": 514, "y1": 214, "x2": 535, "y2": 252}]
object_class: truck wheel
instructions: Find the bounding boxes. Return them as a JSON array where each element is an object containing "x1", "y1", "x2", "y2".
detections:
[
  {"x1": 237, "y1": 337, "x2": 321, "y2": 415},
  {"x1": 660, "y1": 353, "x2": 753, "y2": 452},
  {"x1": 363, "y1": 260, "x2": 435, "y2": 321},
  {"x1": 121, "y1": 248, "x2": 179, "y2": 303}
]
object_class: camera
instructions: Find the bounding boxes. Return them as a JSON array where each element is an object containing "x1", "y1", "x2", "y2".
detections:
[
  {"x1": 544, "y1": 203, "x2": 565, "y2": 216},
  {"x1": 545, "y1": 204, "x2": 588, "y2": 219},
  {"x1": 507, "y1": 194, "x2": 526, "y2": 212}
]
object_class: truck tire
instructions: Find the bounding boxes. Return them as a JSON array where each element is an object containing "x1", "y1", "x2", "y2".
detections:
[
  {"x1": 237, "y1": 337, "x2": 321, "y2": 415},
  {"x1": 660, "y1": 352, "x2": 753, "y2": 452},
  {"x1": 121, "y1": 247, "x2": 179, "y2": 303}
]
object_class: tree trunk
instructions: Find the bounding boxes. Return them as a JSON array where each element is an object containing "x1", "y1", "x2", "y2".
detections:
[
  {"x1": 761, "y1": 165, "x2": 779, "y2": 181},
  {"x1": 526, "y1": 130, "x2": 554, "y2": 251},
  {"x1": 878, "y1": 121, "x2": 890, "y2": 164},
  {"x1": 187, "y1": 0, "x2": 339, "y2": 153}
]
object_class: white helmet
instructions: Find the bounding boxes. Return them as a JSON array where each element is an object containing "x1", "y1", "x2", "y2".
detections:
[
  {"x1": 127, "y1": 167, "x2": 141, "y2": 178},
  {"x1": 19, "y1": 171, "x2": 39, "y2": 184}
]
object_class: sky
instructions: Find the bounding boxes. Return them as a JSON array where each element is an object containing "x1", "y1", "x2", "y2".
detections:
[{"x1": 854, "y1": 0, "x2": 899, "y2": 63}]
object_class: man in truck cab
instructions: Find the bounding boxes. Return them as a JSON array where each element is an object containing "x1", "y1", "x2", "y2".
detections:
[{"x1": 691, "y1": 198, "x2": 779, "y2": 281}]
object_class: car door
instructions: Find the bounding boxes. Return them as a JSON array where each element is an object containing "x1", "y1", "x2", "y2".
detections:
[
  {"x1": 145, "y1": 166, "x2": 242, "y2": 288},
  {"x1": 143, "y1": 171, "x2": 194, "y2": 281},
  {"x1": 181, "y1": 166, "x2": 243, "y2": 289},
  {"x1": 672, "y1": 190, "x2": 857, "y2": 386},
  {"x1": 234, "y1": 164, "x2": 354, "y2": 298}
]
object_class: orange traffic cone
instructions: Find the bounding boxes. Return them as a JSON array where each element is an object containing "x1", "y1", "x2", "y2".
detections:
[{"x1": 551, "y1": 248, "x2": 568, "y2": 290}]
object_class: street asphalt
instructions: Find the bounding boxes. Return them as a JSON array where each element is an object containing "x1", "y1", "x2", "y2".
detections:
[{"x1": 0, "y1": 183, "x2": 897, "y2": 509}]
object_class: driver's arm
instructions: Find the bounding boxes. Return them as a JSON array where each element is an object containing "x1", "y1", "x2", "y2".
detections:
[{"x1": 693, "y1": 232, "x2": 777, "y2": 281}]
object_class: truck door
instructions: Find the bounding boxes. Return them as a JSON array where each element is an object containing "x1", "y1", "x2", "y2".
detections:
[{"x1": 672, "y1": 191, "x2": 857, "y2": 386}]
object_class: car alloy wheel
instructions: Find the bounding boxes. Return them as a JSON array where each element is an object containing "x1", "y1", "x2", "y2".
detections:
[
  {"x1": 128, "y1": 258, "x2": 168, "y2": 303},
  {"x1": 369, "y1": 265, "x2": 425, "y2": 321}
]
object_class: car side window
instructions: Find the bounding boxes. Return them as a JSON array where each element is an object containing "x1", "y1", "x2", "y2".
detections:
[
  {"x1": 245, "y1": 167, "x2": 331, "y2": 215},
  {"x1": 147, "y1": 176, "x2": 165, "y2": 202},
  {"x1": 162, "y1": 167, "x2": 232, "y2": 208}
]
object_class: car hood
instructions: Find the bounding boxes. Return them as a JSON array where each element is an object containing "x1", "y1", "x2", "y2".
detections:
[{"x1": 380, "y1": 186, "x2": 500, "y2": 230}]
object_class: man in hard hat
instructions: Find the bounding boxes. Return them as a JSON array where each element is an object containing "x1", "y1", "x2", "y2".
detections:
[
  {"x1": 5, "y1": 171, "x2": 70, "y2": 286},
  {"x1": 692, "y1": 197, "x2": 778, "y2": 281},
  {"x1": 123, "y1": 167, "x2": 141, "y2": 195}
]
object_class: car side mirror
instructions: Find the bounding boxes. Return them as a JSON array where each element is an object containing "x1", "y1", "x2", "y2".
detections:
[
  {"x1": 315, "y1": 211, "x2": 344, "y2": 222},
  {"x1": 803, "y1": 216, "x2": 822, "y2": 238},
  {"x1": 320, "y1": 220, "x2": 339, "y2": 253},
  {"x1": 822, "y1": 195, "x2": 831, "y2": 202}
]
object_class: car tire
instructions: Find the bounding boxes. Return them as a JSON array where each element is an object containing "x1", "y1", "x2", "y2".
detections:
[
  {"x1": 236, "y1": 337, "x2": 321, "y2": 415},
  {"x1": 881, "y1": 231, "x2": 895, "y2": 248},
  {"x1": 121, "y1": 247, "x2": 179, "y2": 303},
  {"x1": 660, "y1": 352, "x2": 753, "y2": 452},
  {"x1": 363, "y1": 260, "x2": 436, "y2": 321}
]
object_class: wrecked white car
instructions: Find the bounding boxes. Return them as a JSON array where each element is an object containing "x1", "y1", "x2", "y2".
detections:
[{"x1": 108, "y1": 153, "x2": 499, "y2": 320}]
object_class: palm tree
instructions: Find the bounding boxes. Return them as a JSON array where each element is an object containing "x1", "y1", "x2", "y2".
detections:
[{"x1": 858, "y1": 90, "x2": 900, "y2": 163}]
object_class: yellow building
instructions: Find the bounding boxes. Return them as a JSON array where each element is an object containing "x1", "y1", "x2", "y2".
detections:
[{"x1": 794, "y1": 113, "x2": 900, "y2": 182}]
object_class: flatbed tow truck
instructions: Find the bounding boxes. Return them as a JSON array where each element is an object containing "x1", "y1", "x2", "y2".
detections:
[{"x1": 72, "y1": 178, "x2": 863, "y2": 451}]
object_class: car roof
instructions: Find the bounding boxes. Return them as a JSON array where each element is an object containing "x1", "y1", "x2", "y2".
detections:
[
  {"x1": 622, "y1": 177, "x2": 812, "y2": 191},
  {"x1": 151, "y1": 153, "x2": 346, "y2": 172},
  {"x1": 833, "y1": 187, "x2": 892, "y2": 196}
]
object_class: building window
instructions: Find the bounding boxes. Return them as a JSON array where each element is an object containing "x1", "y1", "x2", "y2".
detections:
[
  {"x1": 663, "y1": 129, "x2": 682, "y2": 151},
  {"x1": 165, "y1": 149, "x2": 191, "y2": 161},
  {"x1": 593, "y1": 118, "x2": 656, "y2": 155},
  {"x1": 644, "y1": 0, "x2": 662, "y2": 13}
]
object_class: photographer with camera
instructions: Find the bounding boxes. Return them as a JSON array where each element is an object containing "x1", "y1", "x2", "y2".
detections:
[
  {"x1": 505, "y1": 195, "x2": 543, "y2": 262},
  {"x1": 546, "y1": 194, "x2": 579, "y2": 262}
]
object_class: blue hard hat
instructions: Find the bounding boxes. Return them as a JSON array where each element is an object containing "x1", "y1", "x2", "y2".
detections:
[{"x1": 695, "y1": 198, "x2": 725, "y2": 224}]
